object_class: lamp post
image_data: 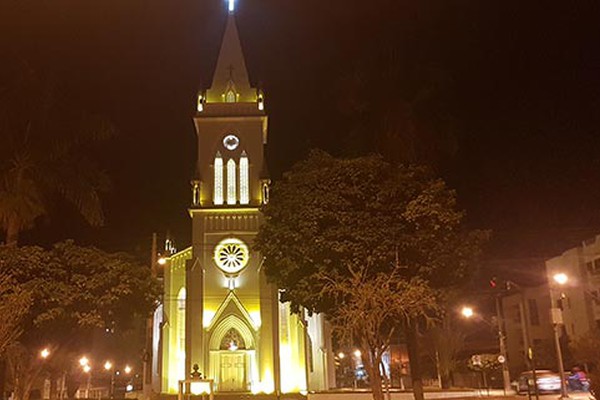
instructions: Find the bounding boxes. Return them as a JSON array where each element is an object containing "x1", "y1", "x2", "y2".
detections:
[
  {"x1": 79, "y1": 358, "x2": 91, "y2": 399},
  {"x1": 550, "y1": 273, "x2": 569, "y2": 400},
  {"x1": 461, "y1": 306, "x2": 511, "y2": 395}
]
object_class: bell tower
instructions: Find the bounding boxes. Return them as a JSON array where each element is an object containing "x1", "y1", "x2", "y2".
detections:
[
  {"x1": 157, "y1": 1, "x2": 333, "y2": 395},
  {"x1": 185, "y1": 0, "x2": 282, "y2": 394}
]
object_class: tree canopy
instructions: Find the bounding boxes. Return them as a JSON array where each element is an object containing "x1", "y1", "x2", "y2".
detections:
[
  {"x1": 255, "y1": 150, "x2": 486, "y2": 314},
  {"x1": 0, "y1": 241, "x2": 161, "y2": 400},
  {"x1": 0, "y1": 63, "x2": 114, "y2": 246}
]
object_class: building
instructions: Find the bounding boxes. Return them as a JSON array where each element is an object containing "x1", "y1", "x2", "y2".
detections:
[
  {"x1": 501, "y1": 285, "x2": 554, "y2": 376},
  {"x1": 152, "y1": 2, "x2": 334, "y2": 396},
  {"x1": 545, "y1": 234, "x2": 600, "y2": 340}
]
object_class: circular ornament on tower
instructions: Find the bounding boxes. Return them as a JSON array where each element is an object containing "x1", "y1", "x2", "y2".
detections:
[
  {"x1": 223, "y1": 134, "x2": 240, "y2": 151},
  {"x1": 214, "y1": 237, "x2": 249, "y2": 274}
]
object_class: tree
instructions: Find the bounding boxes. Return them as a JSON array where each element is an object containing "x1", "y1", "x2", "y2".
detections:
[
  {"x1": 424, "y1": 314, "x2": 465, "y2": 389},
  {"x1": 0, "y1": 241, "x2": 161, "y2": 400},
  {"x1": 0, "y1": 274, "x2": 31, "y2": 355},
  {"x1": 0, "y1": 63, "x2": 113, "y2": 246},
  {"x1": 322, "y1": 266, "x2": 438, "y2": 400},
  {"x1": 255, "y1": 151, "x2": 486, "y2": 400}
]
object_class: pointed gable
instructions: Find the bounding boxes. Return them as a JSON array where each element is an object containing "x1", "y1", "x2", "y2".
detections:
[{"x1": 206, "y1": 14, "x2": 256, "y2": 103}]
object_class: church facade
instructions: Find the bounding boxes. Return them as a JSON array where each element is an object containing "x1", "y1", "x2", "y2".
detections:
[{"x1": 153, "y1": 3, "x2": 334, "y2": 396}]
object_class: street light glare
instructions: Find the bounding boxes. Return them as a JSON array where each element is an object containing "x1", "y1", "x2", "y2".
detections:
[
  {"x1": 124, "y1": 365, "x2": 132, "y2": 374},
  {"x1": 353, "y1": 349, "x2": 361, "y2": 357},
  {"x1": 461, "y1": 306, "x2": 474, "y2": 318},
  {"x1": 79, "y1": 356, "x2": 89, "y2": 367},
  {"x1": 337, "y1": 352, "x2": 345, "y2": 359},
  {"x1": 40, "y1": 348, "x2": 50, "y2": 359},
  {"x1": 83, "y1": 365, "x2": 91, "y2": 373},
  {"x1": 157, "y1": 257, "x2": 167, "y2": 265},
  {"x1": 104, "y1": 361, "x2": 113, "y2": 371},
  {"x1": 553, "y1": 273, "x2": 568, "y2": 285}
]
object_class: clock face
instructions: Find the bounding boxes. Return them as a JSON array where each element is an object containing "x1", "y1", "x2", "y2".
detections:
[
  {"x1": 214, "y1": 238, "x2": 249, "y2": 274},
  {"x1": 223, "y1": 134, "x2": 240, "y2": 151}
]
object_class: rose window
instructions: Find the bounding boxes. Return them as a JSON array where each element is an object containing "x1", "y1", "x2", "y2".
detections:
[{"x1": 214, "y1": 238, "x2": 249, "y2": 274}]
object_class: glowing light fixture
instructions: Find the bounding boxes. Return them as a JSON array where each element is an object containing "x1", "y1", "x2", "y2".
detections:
[
  {"x1": 553, "y1": 273, "x2": 568, "y2": 285},
  {"x1": 337, "y1": 352, "x2": 345, "y2": 359},
  {"x1": 79, "y1": 356, "x2": 89, "y2": 367},
  {"x1": 227, "y1": 159, "x2": 236, "y2": 205},
  {"x1": 126, "y1": 384, "x2": 134, "y2": 392},
  {"x1": 228, "y1": 0, "x2": 235, "y2": 13},
  {"x1": 83, "y1": 365, "x2": 91, "y2": 373},
  {"x1": 104, "y1": 361, "x2": 113, "y2": 371},
  {"x1": 124, "y1": 365, "x2": 132, "y2": 374},
  {"x1": 461, "y1": 306, "x2": 474, "y2": 318},
  {"x1": 353, "y1": 349, "x2": 362, "y2": 357},
  {"x1": 240, "y1": 152, "x2": 249, "y2": 205},
  {"x1": 214, "y1": 153, "x2": 224, "y2": 205},
  {"x1": 157, "y1": 257, "x2": 167, "y2": 266},
  {"x1": 40, "y1": 348, "x2": 50, "y2": 359},
  {"x1": 228, "y1": 341, "x2": 238, "y2": 351}
]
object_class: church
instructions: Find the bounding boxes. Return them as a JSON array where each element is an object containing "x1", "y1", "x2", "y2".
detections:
[{"x1": 151, "y1": 1, "x2": 334, "y2": 395}]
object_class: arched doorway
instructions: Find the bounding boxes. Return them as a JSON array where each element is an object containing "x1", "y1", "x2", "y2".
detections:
[{"x1": 208, "y1": 315, "x2": 256, "y2": 392}]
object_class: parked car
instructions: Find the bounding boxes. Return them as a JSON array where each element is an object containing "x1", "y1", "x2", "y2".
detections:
[{"x1": 517, "y1": 370, "x2": 562, "y2": 394}]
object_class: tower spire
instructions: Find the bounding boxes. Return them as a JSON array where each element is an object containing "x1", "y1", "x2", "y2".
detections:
[{"x1": 205, "y1": 0, "x2": 255, "y2": 103}]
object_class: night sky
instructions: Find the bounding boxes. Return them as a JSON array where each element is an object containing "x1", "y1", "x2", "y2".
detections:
[{"x1": 2, "y1": 1, "x2": 600, "y2": 283}]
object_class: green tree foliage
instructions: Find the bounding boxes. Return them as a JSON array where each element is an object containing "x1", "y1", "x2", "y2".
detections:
[
  {"x1": 255, "y1": 151, "x2": 486, "y2": 400},
  {"x1": 0, "y1": 274, "x2": 31, "y2": 355},
  {"x1": 256, "y1": 150, "x2": 486, "y2": 314},
  {"x1": 0, "y1": 62, "x2": 113, "y2": 246},
  {"x1": 0, "y1": 241, "x2": 161, "y2": 400}
]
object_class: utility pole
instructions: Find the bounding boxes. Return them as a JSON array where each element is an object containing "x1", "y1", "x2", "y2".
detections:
[
  {"x1": 495, "y1": 295, "x2": 511, "y2": 395},
  {"x1": 143, "y1": 233, "x2": 158, "y2": 400}
]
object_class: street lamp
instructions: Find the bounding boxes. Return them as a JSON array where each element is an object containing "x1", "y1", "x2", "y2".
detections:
[
  {"x1": 460, "y1": 305, "x2": 511, "y2": 395},
  {"x1": 550, "y1": 272, "x2": 569, "y2": 400},
  {"x1": 124, "y1": 365, "x2": 132, "y2": 375},
  {"x1": 79, "y1": 356, "x2": 89, "y2": 367},
  {"x1": 40, "y1": 348, "x2": 50, "y2": 359},
  {"x1": 461, "y1": 306, "x2": 474, "y2": 318}
]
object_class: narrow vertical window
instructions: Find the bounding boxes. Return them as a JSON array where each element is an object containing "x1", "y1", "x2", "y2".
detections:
[
  {"x1": 214, "y1": 152, "x2": 224, "y2": 205},
  {"x1": 240, "y1": 151, "x2": 249, "y2": 205},
  {"x1": 227, "y1": 159, "x2": 237, "y2": 205}
]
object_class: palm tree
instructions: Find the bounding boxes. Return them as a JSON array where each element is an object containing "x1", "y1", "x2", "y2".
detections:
[{"x1": 0, "y1": 62, "x2": 113, "y2": 246}]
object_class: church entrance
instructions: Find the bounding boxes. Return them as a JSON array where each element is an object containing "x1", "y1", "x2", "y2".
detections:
[
  {"x1": 219, "y1": 351, "x2": 246, "y2": 391},
  {"x1": 216, "y1": 327, "x2": 249, "y2": 391}
]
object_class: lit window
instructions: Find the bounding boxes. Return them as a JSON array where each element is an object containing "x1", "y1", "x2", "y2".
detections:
[
  {"x1": 240, "y1": 152, "x2": 249, "y2": 205},
  {"x1": 226, "y1": 89, "x2": 236, "y2": 103},
  {"x1": 227, "y1": 159, "x2": 237, "y2": 205},
  {"x1": 214, "y1": 153, "x2": 224, "y2": 205},
  {"x1": 177, "y1": 288, "x2": 186, "y2": 356}
]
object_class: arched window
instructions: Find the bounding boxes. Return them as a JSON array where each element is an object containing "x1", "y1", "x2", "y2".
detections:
[
  {"x1": 226, "y1": 89, "x2": 236, "y2": 103},
  {"x1": 239, "y1": 151, "x2": 249, "y2": 205},
  {"x1": 227, "y1": 159, "x2": 237, "y2": 205},
  {"x1": 214, "y1": 153, "x2": 224, "y2": 205},
  {"x1": 219, "y1": 328, "x2": 246, "y2": 350}
]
